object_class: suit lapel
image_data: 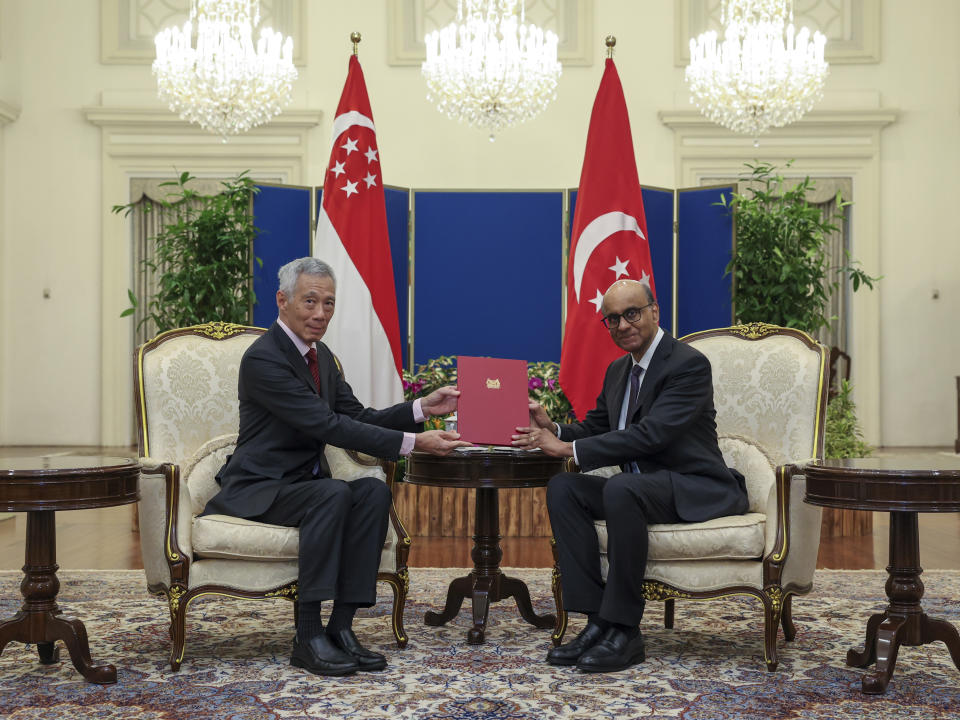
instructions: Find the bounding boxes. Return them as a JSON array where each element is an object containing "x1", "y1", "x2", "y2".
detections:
[
  {"x1": 631, "y1": 333, "x2": 675, "y2": 421},
  {"x1": 271, "y1": 324, "x2": 320, "y2": 396},
  {"x1": 316, "y1": 344, "x2": 335, "y2": 403},
  {"x1": 607, "y1": 355, "x2": 633, "y2": 430}
]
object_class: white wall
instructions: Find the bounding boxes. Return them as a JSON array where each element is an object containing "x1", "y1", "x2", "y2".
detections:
[
  {"x1": 0, "y1": 0, "x2": 21, "y2": 447},
  {"x1": 0, "y1": 0, "x2": 957, "y2": 447}
]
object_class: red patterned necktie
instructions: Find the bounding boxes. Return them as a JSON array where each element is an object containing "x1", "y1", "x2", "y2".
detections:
[{"x1": 305, "y1": 347, "x2": 321, "y2": 392}]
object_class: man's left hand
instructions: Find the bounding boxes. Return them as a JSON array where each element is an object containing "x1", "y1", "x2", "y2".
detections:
[
  {"x1": 421, "y1": 385, "x2": 460, "y2": 417},
  {"x1": 511, "y1": 426, "x2": 573, "y2": 458}
]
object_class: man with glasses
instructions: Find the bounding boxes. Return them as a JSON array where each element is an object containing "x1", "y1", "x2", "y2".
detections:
[{"x1": 512, "y1": 279, "x2": 748, "y2": 673}]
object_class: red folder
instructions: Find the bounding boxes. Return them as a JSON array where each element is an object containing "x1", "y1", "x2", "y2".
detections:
[{"x1": 456, "y1": 356, "x2": 529, "y2": 446}]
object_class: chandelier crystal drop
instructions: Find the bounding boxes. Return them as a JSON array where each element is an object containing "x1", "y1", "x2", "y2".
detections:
[
  {"x1": 153, "y1": 0, "x2": 297, "y2": 138},
  {"x1": 685, "y1": 0, "x2": 828, "y2": 140},
  {"x1": 421, "y1": 0, "x2": 562, "y2": 140}
]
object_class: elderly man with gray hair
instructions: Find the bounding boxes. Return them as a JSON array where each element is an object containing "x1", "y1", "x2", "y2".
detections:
[{"x1": 204, "y1": 257, "x2": 469, "y2": 676}]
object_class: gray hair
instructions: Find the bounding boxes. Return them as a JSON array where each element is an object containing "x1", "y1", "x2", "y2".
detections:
[{"x1": 278, "y1": 257, "x2": 336, "y2": 298}]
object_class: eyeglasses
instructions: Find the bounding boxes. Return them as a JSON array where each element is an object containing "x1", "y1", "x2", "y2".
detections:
[{"x1": 600, "y1": 302, "x2": 655, "y2": 330}]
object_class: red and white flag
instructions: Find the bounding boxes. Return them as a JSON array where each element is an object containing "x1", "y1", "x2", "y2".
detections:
[
  {"x1": 559, "y1": 57, "x2": 656, "y2": 420},
  {"x1": 315, "y1": 54, "x2": 403, "y2": 408}
]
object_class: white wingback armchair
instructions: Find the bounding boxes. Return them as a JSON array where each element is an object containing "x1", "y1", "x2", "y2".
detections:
[
  {"x1": 134, "y1": 322, "x2": 412, "y2": 671},
  {"x1": 550, "y1": 323, "x2": 828, "y2": 671}
]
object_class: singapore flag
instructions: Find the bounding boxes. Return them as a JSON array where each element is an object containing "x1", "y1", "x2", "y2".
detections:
[
  {"x1": 559, "y1": 57, "x2": 656, "y2": 420},
  {"x1": 314, "y1": 54, "x2": 403, "y2": 408}
]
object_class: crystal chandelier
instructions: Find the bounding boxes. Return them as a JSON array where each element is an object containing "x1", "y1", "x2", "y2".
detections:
[
  {"x1": 685, "y1": 0, "x2": 828, "y2": 141},
  {"x1": 153, "y1": 0, "x2": 297, "y2": 138},
  {"x1": 422, "y1": 0, "x2": 562, "y2": 140}
]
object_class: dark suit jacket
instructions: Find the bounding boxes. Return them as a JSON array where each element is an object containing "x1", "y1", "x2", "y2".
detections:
[
  {"x1": 203, "y1": 323, "x2": 420, "y2": 519},
  {"x1": 558, "y1": 332, "x2": 747, "y2": 523}
]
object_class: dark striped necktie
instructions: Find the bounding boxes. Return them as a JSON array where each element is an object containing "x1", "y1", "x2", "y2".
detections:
[{"x1": 305, "y1": 347, "x2": 321, "y2": 392}]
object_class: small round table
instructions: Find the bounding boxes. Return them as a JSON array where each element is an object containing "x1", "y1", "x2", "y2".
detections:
[
  {"x1": 805, "y1": 455, "x2": 960, "y2": 694},
  {"x1": 0, "y1": 455, "x2": 140, "y2": 684},
  {"x1": 404, "y1": 448, "x2": 563, "y2": 644}
]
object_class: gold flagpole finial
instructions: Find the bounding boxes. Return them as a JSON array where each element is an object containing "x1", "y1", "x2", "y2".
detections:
[
  {"x1": 605, "y1": 35, "x2": 616, "y2": 58},
  {"x1": 351, "y1": 31, "x2": 362, "y2": 56}
]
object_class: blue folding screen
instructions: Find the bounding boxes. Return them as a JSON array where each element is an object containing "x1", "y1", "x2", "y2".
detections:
[
  {"x1": 253, "y1": 183, "x2": 735, "y2": 365},
  {"x1": 412, "y1": 191, "x2": 563, "y2": 367},
  {"x1": 676, "y1": 186, "x2": 736, "y2": 337},
  {"x1": 383, "y1": 186, "x2": 411, "y2": 369},
  {"x1": 252, "y1": 184, "x2": 313, "y2": 328}
]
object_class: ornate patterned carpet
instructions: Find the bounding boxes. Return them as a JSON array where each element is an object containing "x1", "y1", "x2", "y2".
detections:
[{"x1": 1, "y1": 568, "x2": 959, "y2": 719}]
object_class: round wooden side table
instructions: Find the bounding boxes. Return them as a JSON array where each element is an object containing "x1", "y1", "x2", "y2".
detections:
[
  {"x1": 805, "y1": 455, "x2": 960, "y2": 694},
  {"x1": 0, "y1": 455, "x2": 140, "y2": 684},
  {"x1": 404, "y1": 448, "x2": 563, "y2": 644}
]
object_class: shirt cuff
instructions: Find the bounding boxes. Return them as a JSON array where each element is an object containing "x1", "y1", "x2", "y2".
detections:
[
  {"x1": 572, "y1": 440, "x2": 580, "y2": 466},
  {"x1": 400, "y1": 432, "x2": 416, "y2": 456},
  {"x1": 413, "y1": 398, "x2": 426, "y2": 423},
  {"x1": 553, "y1": 422, "x2": 561, "y2": 438}
]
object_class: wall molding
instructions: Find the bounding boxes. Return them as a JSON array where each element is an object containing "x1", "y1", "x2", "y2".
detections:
[
  {"x1": 659, "y1": 107, "x2": 897, "y2": 444},
  {"x1": 84, "y1": 103, "x2": 322, "y2": 445},
  {"x1": 387, "y1": 0, "x2": 594, "y2": 66},
  {"x1": 0, "y1": 99, "x2": 20, "y2": 125},
  {"x1": 675, "y1": 0, "x2": 881, "y2": 66},
  {"x1": 100, "y1": 0, "x2": 309, "y2": 66}
]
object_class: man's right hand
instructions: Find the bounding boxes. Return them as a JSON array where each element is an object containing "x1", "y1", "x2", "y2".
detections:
[
  {"x1": 414, "y1": 430, "x2": 472, "y2": 456},
  {"x1": 528, "y1": 400, "x2": 555, "y2": 432}
]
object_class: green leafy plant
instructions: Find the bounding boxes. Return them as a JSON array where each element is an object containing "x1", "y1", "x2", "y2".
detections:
[
  {"x1": 721, "y1": 160, "x2": 878, "y2": 333},
  {"x1": 112, "y1": 171, "x2": 260, "y2": 332},
  {"x1": 824, "y1": 379, "x2": 873, "y2": 459},
  {"x1": 401, "y1": 356, "x2": 574, "y2": 429}
]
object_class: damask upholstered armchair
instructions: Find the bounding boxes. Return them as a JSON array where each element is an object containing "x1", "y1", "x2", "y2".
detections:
[
  {"x1": 551, "y1": 323, "x2": 829, "y2": 671},
  {"x1": 134, "y1": 322, "x2": 412, "y2": 671}
]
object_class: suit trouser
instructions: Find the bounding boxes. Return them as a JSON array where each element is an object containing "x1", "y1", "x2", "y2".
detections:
[
  {"x1": 255, "y1": 475, "x2": 392, "y2": 605},
  {"x1": 547, "y1": 470, "x2": 681, "y2": 627}
]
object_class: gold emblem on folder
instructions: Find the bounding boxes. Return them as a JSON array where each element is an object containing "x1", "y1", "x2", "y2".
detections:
[{"x1": 486, "y1": 378, "x2": 501, "y2": 389}]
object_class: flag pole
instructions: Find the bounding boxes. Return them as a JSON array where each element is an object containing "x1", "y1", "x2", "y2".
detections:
[
  {"x1": 351, "y1": 31, "x2": 361, "y2": 56},
  {"x1": 605, "y1": 35, "x2": 616, "y2": 58}
]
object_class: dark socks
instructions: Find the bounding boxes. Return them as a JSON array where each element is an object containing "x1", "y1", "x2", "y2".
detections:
[
  {"x1": 611, "y1": 621, "x2": 639, "y2": 640},
  {"x1": 297, "y1": 601, "x2": 325, "y2": 641},
  {"x1": 587, "y1": 613, "x2": 611, "y2": 631},
  {"x1": 327, "y1": 602, "x2": 359, "y2": 634}
]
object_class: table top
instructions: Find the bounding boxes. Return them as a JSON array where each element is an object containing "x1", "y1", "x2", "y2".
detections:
[
  {"x1": 0, "y1": 455, "x2": 140, "y2": 512},
  {"x1": 404, "y1": 448, "x2": 565, "y2": 489},
  {"x1": 0, "y1": 455, "x2": 138, "y2": 475},
  {"x1": 807, "y1": 455, "x2": 960, "y2": 475},
  {"x1": 805, "y1": 453, "x2": 960, "y2": 512}
]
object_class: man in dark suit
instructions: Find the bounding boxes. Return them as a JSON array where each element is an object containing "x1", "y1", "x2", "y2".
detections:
[
  {"x1": 204, "y1": 257, "x2": 469, "y2": 677},
  {"x1": 512, "y1": 279, "x2": 747, "y2": 673}
]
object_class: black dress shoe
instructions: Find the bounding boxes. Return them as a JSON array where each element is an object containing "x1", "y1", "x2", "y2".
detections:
[
  {"x1": 290, "y1": 631, "x2": 359, "y2": 676},
  {"x1": 576, "y1": 627, "x2": 645, "y2": 673},
  {"x1": 328, "y1": 628, "x2": 388, "y2": 671},
  {"x1": 546, "y1": 622, "x2": 607, "y2": 666}
]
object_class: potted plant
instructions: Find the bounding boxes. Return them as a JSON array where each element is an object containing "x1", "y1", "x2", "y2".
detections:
[
  {"x1": 721, "y1": 160, "x2": 876, "y2": 334},
  {"x1": 113, "y1": 171, "x2": 260, "y2": 333}
]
